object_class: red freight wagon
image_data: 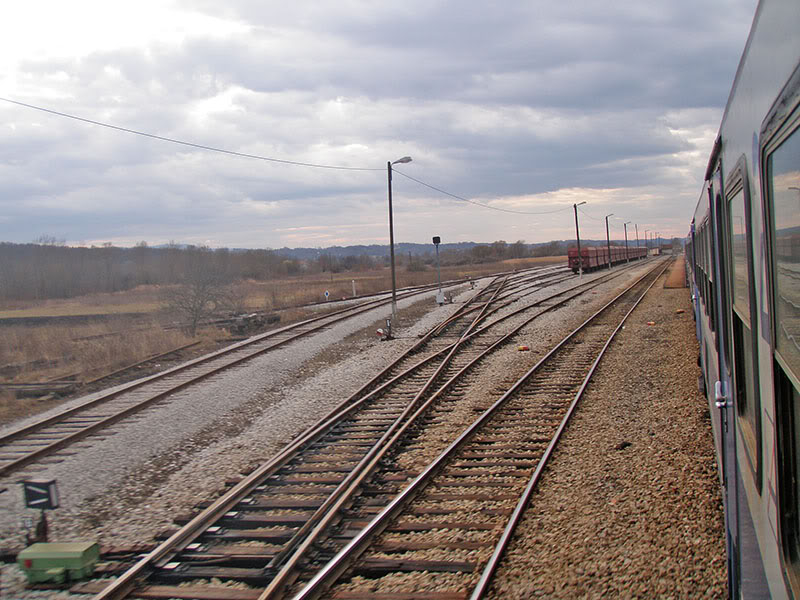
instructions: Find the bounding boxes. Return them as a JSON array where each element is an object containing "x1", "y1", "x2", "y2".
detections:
[{"x1": 568, "y1": 245, "x2": 646, "y2": 273}]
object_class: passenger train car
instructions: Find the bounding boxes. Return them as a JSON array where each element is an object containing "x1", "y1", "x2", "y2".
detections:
[{"x1": 686, "y1": 0, "x2": 800, "y2": 597}]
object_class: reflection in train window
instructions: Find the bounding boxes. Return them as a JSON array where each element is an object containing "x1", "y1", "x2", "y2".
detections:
[
  {"x1": 730, "y1": 190, "x2": 750, "y2": 314},
  {"x1": 729, "y1": 187, "x2": 759, "y2": 468},
  {"x1": 777, "y1": 366, "x2": 800, "y2": 592},
  {"x1": 769, "y1": 128, "x2": 800, "y2": 382},
  {"x1": 770, "y1": 120, "x2": 800, "y2": 591}
]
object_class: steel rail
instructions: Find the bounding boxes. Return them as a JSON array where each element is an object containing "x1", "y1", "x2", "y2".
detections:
[
  {"x1": 93, "y1": 262, "x2": 650, "y2": 600},
  {"x1": 91, "y1": 269, "x2": 565, "y2": 600},
  {"x1": 292, "y1": 259, "x2": 668, "y2": 599},
  {"x1": 256, "y1": 278, "x2": 512, "y2": 599},
  {"x1": 0, "y1": 290, "x2": 400, "y2": 445},
  {"x1": 447, "y1": 256, "x2": 652, "y2": 349},
  {"x1": 0, "y1": 299, "x2": 405, "y2": 478},
  {"x1": 263, "y1": 263, "x2": 662, "y2": 597},
  {"x1": 427, "y1": 271, "x2": 574, "y2": 337},
  {"x1": 0, "y1": 281, "x2": 470, "y2": 478},
  {"x1": 469, "y1": 258, "x2": 672, "y2": 599},
  {"x1": 424, "y1": 258, "x2": 645, "y2": 341},
  {"x1": 90, "y1": 275, "x2": 521, "y2": 600}
]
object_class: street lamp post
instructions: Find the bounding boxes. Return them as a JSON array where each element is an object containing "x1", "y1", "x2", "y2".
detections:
[
  {"x1": 644, "y1": 229, "x2": 649, "y2": 254},
  {"x1": 387, "y1": 156, "x2": 412, "y2": 323},
  {"x1": 635, "y1": 223, "x2": 639, "y2": 251},
  {"x1": 573, "y1": 201, "x2": 587, "y2": 276},
  {"x1": 624, "y1": 221, "x2": 631, "y2": 262},
  {"x1": 605, "y1": 213, "x2": 614, "y2": 270}
]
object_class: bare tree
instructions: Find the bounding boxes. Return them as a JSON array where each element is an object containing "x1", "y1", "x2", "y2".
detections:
[
  {"x1": 509, "y1": 240, "x2": 528, "y2": 259},
  {"x1": 33, "y1": 235, "x2": 65, "y2": 246},
  {"x1": 217, "y1": 282, "x2": 249, "y2": 315},
  {"x1": 163, "y1": 247, "x2": 230, "y2": 336}
]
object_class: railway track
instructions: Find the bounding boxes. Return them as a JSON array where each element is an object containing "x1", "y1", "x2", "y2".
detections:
[
  {"x1": 82, "y1": 257, "x2": 662, "y2": 600},
  {"x1": 298, "y1": 258, "x2": 671, "y2": 600},
  {"x1": 0, "y1": 267, "x2": 568, "y2": 480}
]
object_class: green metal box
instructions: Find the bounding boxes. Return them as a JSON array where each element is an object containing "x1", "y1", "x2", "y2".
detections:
[{"x1": 17, "y1": 542, "x2": 99, "y2": 583}]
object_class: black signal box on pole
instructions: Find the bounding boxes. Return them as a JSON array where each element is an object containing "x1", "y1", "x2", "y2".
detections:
[{"x1": 22, "y1": 479, "x2": 59, "y2": 510}]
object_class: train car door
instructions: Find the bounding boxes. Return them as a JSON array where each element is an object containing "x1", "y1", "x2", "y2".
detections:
[
  {"x1": 723, "y1": 159, "x2": 771, "y2": 596},
  {"x1": 709, "y1": 158, "x2": 741, "y2": 594}
]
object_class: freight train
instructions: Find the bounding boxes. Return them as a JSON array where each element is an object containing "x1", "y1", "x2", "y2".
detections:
[
  {"x1": 685, "y1": 0, "x2": 800, "y2": 597},
  {"x1": 567, "y1": 245, "x2": 647, "y2": 273}
]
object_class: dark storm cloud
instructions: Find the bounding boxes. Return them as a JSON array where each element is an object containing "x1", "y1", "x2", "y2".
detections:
[
  {"x1": 0, "y1": 0, "x2": 757, "y2": 246},
  {"x1": 183, "y1": 0, "x2": 752, "y2": 108}
]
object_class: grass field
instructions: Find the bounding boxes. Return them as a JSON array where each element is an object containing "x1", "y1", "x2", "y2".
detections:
[
  {"x1": 0, "y1": 255, "x2": 564, "y2": 423},
  {"x1": 0, "y1": 256, "x2": 564, "y2": 318}
]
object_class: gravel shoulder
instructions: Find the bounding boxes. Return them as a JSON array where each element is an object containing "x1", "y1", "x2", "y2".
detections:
[
  {"x1": 0, "y1": 282, "x2": 488, "y2": 599},
  {"x1": 0, "y1": 261, "x2": 727, "y2": 599},
  {"x1": 486, "y1": 263, "x2": 727, "y2": 598}
]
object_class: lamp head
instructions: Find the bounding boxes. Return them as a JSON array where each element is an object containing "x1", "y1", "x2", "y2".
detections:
[{"x1": 392, "y1": 156, "x2": 412, "y2": 165}]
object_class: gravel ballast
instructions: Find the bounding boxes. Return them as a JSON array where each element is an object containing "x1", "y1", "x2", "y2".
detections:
[
  {"x1": 0, "y1": 261, "x2": 727, "y2": 598},
  {"x1": 486, "y1": 262, "x2": 727, "y2": 598}
]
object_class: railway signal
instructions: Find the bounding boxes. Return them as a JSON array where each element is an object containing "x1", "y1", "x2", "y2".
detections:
[
  {"x1": 22, "y1": 479, "x2": 59, "y2": 510},
  {"x1": 432, "y1": 236, "x2": 445, "y2": 305},
  {"x1": 22, "y1": 479, "x2": 59, "y2": 544}
]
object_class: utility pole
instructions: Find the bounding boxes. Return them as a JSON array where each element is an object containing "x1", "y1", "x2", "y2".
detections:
[
  {"x1": 386, "y1": 156, "x2": 412, "y2": 323},
  {"x1": 573, "y1": 201, "x2": 586, "y2": 276},
  {"x1": 605, "y1": 214, "x2": 614, "y2": 270},
  {"x1": 624, "y1": 221, "x2": 631, "y2": 262},
  {"x1": 387, "y1": 161, "x2": 397, "y2": 322}
]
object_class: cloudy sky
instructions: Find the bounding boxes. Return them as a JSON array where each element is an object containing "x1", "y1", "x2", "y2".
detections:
[{"x1": 1, "y1": 0, "x2": 757, "y2": 249}]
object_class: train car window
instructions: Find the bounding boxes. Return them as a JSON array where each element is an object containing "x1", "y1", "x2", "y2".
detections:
[
  {"x1": 700, "y1": 221, "x2": 711, "y2": 316},
  {"x1": 768, "y1": 128, "x2": 800, "y2": 382},
  {"x1": 776, "y1": 366, "x2": 800, "y2": 592},
  {"x1": 728, "y1": 184, "x2": 761, "y2": 475},
  {"x1": 697, "y1": 226, "x2": 703, "y2": 300},
  {"x1": 766, "y1": 103, "x2": 800, "y2": 591},
  {"x1": 709, "y1": 240, "x2": 717, "y2": 333},
  {"x1": 702, "y1": 228, "x2": 707, "y2": 307},
  {"x1": 704, "y1": 226, "x2": 710, "y2": 311},
  {"x1": 730, "y1": 190, "x2": 750, "y2": 315},
  {"x1": 703, "y1": 208, "x2": 717, "y2": 333}
]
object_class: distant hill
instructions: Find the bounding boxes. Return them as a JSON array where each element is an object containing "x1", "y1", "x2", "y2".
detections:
[
  {"x1": 273, "y1": 242, "x2": 480, "y2": 260},
  {"x1": 272, "y1": 239, "x2": 633, "y2": 260}
]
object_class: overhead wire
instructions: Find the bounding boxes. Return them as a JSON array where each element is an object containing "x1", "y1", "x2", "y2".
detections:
[
  {"x1": 577, "y1": 205, "x2": 622, "y2": 240},
  {"x1": 3, "y1": 96, "x2": 579, "y2": 218},
  {"x1": 0, "y1": 97, "x2": 382, "y2": 171},
  {"x1": 576, "y1": 205, "x2": 603, "y2": 221},
  {"x1": 393, "y1": 169, "x2": 572, "y2": 216}
]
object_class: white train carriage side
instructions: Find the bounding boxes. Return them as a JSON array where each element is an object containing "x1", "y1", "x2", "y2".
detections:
[{"x1": 687, "y1": 0, "x2": 800, "y2": 597}]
